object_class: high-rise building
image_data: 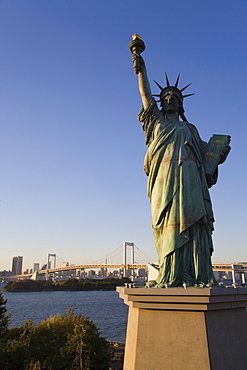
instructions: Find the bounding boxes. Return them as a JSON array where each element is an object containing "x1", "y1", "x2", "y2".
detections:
[
  {"x1": 12, "y1": 256, "x2": 23, "y2": 275},
  {"x1": 33, "y1": 263, "x2": 39, "y2": 272},
  {"x1": 61, "y1": 262, "x2": 70, "y2": 268}
]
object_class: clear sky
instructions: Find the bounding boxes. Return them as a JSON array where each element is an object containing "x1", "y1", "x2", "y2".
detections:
[{"x1": 0, "y1": 0, "x2": 246, "y2": 271}]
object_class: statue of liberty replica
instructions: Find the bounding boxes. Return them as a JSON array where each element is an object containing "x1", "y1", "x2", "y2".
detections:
[{"x1": 129, "y1": 35, "x2": 231, "y2": 288}]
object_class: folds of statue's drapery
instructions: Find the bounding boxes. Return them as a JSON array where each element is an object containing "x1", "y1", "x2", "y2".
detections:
[{"x1": 139, "y1": 99, "x2": 216, "y2": 287}]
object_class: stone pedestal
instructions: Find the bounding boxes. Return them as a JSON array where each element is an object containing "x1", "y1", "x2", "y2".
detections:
[{"x1": 116, "y1": 286, "x2": 247, "y2": 370}]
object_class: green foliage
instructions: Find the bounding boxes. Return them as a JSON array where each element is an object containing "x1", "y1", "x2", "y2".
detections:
[
  {"x1": 4, "y1": 278, "x2": 130, "y2": 292},
  {"x1": 61, "y1": 323, "x2": 109, "y2": 370},
  {"x1": 0, "y1": 293, "x2": 10, "y2": 338},
  {"x1": 0, "y1": 308, "x2": 110, "y2": 370},
  {"x1": 4, "y1": 280, "x2": 54, "y2": 292},
  {"x1": 55, "y1": 278, "x2": 130, "y2": 291},
  {"x1": 0, "y1": 321, "x2": 33, "y2": 369}
]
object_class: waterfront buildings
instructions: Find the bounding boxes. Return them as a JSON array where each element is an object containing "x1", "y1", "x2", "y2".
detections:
[
  {"x1": 33, "y1": 263, "x2": 39, "y2": 272},
  {"x1": 11, "y1": 256, "x2": 23, "y2": 275},
  {"x1": 2, "y1": 256, "x2": 246, "y2": 285}
]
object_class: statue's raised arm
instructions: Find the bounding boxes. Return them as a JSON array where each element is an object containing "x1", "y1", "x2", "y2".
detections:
[{"x1": 129, "y1": 35, "x2": 152, "y2": 109}]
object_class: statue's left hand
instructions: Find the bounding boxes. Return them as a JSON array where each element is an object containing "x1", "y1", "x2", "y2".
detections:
[{"x1": 219, "y1": 144, "x2": 231, "y2": 164}]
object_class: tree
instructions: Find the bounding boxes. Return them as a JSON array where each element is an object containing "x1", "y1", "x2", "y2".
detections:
[
  {"x1": 61, "y1": 322, "x2": 110, "y2": 369},
  {"x1": 0, "y1": 308, "x2": 110, "y2": 370},
  {"x1": 0, "y1": 293, "x2": 10, "y2": 338}
]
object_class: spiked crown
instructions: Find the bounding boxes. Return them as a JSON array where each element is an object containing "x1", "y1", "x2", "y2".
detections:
[{"x1": 152, "y1": 73, "x2": 194, "y2": 104}]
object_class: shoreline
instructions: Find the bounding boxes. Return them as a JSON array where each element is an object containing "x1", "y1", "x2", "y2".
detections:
[{"x1": 3, "y1": 277, "x2": 131, "y2": 292}]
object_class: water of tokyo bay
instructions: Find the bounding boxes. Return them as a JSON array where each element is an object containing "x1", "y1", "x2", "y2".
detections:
[{"x1": 1, "y1": 286, "x2": 128, "y2": 343}]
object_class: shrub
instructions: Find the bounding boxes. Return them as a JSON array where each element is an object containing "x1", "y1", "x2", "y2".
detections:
[{"x1": 0, "y1": 308, "x2": 110, "y2": 370}]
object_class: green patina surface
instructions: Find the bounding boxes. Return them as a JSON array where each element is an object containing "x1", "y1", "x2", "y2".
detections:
[{"x1": 129, "y1": 35, "x2": 230, "y2": 287}]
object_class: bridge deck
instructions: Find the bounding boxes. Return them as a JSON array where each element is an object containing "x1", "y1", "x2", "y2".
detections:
[{"x1": 11, "y1": 263, "x2": 247, "y2": 279}]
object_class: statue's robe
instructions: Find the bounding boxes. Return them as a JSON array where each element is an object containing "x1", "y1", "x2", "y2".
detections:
[{"x1": 139, "y1": 99, "x2": 216, "y2": 287}]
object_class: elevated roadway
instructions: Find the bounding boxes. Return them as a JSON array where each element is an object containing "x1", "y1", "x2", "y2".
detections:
[{"x1": 11, "y1": 263, "x2": 247, "y2": 280}]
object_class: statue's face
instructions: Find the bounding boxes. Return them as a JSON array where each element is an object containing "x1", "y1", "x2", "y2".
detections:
[{"x1": 162, "y1": 92, "x2": 180, "y2": 114}]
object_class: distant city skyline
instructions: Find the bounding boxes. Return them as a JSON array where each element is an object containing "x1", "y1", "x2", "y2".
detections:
[{"x1": 1, "y1": 251, "x2": 247, "y2": 276}]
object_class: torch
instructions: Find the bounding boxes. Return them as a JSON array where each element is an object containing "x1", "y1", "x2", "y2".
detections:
[{"x1": 128, "y1": 34, "x2": 146, "y2": 74}]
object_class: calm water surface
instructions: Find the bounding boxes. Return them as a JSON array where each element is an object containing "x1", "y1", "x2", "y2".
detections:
[{"x1": 1, "y1": 286, "x2": 128, "y2": 343}]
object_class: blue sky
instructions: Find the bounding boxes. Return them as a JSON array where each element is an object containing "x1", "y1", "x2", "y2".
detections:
[{"x1": 0, "y1": 0, "x2": 246, "y2": 271}]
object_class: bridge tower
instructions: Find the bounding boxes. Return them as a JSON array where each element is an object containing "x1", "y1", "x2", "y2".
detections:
[{"x1": 123, "y1": 242, "x2": 135, "y2": 278}]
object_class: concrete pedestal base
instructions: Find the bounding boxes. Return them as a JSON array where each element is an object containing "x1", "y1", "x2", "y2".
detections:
[{"x1": 117, "y1": 286, "x2": 247, "y2": 370}]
